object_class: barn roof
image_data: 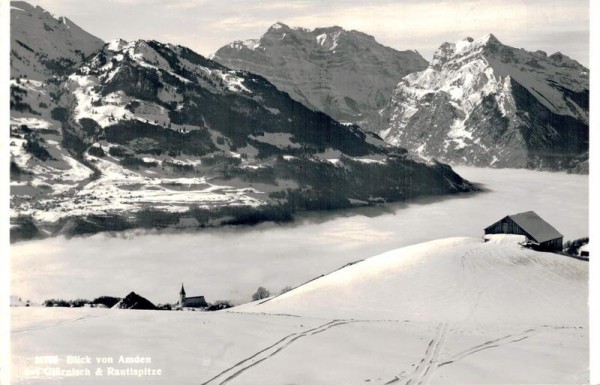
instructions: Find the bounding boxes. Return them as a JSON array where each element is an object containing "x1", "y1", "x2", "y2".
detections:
[{"x1": 507, "y1": 211, "x2": 563, "y2": 243}]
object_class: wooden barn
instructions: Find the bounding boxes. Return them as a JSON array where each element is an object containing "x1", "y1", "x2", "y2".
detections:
[{"x1": 484, "y1": 211, "x2": 563, "y2": 252}]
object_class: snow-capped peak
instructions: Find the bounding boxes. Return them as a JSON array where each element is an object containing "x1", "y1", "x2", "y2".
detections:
[
  {"x1": 106, "y1": 38, "x2": 131, "y2": 52},
  {"x1": 269, "y1": 22, "x2": 289, "y2": 31},
  {"x1": 380, "y1": 32, "x2": 588, "y2": 171},
  {"x1": 432, "y1": 33, "x2": 503, "y2": 68},
  {"x1": 483, "y1": 33, "x2": 501, "y2": 45}
]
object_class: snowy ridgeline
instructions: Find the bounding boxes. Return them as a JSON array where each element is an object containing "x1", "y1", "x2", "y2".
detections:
[{"x1": 11, "y1": 236, "x2": 588, "y2": 384}]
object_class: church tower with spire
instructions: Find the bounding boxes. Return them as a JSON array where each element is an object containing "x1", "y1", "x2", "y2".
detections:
[
  {"x1": 177, "y1": 283, "x2": 207, "y2": 308},
  {"x1": 179, "y1": 283, "x2": 186, "y2": 307}
]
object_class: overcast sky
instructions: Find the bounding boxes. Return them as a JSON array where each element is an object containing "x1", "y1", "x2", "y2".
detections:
[{"x1": 20, "y1": 0, "x2": 591, "y2": 67}]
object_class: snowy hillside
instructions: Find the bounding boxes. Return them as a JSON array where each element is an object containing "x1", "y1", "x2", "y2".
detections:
[
  {"x1": 11, "y1": 237, "x2": 588, "y2": 384},
  {"x1": 380, "y1": 34, "x2": 589, "y2": 172},
  {"x1": 237, "y1": 236, "x2": 587, "y2": 323},
  {"x1": 213, "y1": 22, "x2": 428, "y2": 129}
]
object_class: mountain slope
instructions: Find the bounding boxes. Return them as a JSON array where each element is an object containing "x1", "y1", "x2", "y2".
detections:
[
  {"x1": 238, "y1": 236, "x2": 587, "y2": 324},
  {"x1": 62, "y1": 38, "x2": 383, "y2": 158},
  {"x1": 10, "y1": 4, "x2": 475, "y2": 240},
  {"x1": 213, "y1": 22, "x2": 428, "y2": 129},
  {"x1": 380, "y1": 34, "x2": 589, "y2": 172},
  {"x1": 10, "y1": 1, "x2": 104, "y2": 80}
]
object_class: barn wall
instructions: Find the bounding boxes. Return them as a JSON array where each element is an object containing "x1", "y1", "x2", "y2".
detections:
[
  {"x1": 537, "y1": 237, "x2": 563, "y2": 252},
  {"x1": 485, "y1": 218, "x2": 528, "y2": 237}
]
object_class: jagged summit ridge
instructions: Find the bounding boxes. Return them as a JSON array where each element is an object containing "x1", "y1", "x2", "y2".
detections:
[
  {"x1": 431, "y1": 34, "x2": 500, "y2": 68},
  {"x1": 380, "y1": 33, "x2": 588, "y2": 172},
  {"x1": 213, "y1": 23, "x2": 428, "y2": 128},
  {"x1": 227, "y1": 23, "x2": 376, "y2": 54}
]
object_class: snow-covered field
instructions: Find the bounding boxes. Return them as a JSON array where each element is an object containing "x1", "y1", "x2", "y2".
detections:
[
  {"x1": 11, "y1": 236, "x2": 588, "y2": 384},
  {"x1": 10, "y1": 167, "x2": 588, "y2": 305}
]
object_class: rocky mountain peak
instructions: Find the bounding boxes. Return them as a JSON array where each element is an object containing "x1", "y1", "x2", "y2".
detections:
[
  {"x1": 431, "y1": 34, "x2": 503, "y2": 69},
  {"x1": 213, "y1": 23, "x2": 428, "y2": 127},
  {"x1": 106, "y1": 38, "x2": 131, "y2": 52},
  {"x1": 268, "y1": 21, "x2": 291, "y2": 31},
  {"x1": 10, "y1": 1, "x2": 104, "y2": 80},
  {"x1": 484, "y1": 33, "x2": 501, "y2": 45},
  {"x1": 548, "y1": 51, "x2": 582, "y2": 69},
  {"x1": 261, "y1": 22, "x2": 296, "y2": 40},
  {"x1": 380, "y1": 33, "x2": 589, "y2": 173}
]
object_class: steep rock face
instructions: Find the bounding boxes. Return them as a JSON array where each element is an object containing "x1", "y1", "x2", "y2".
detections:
[
  {"x1": 213, "y1": 22, "x2": 428, "y2": 128},
  {"x1": 380, "y1": 34, "x2": 589, "y2": 172},
  {"x1": 10, "y1": 1, "x2": 104, "y2": 80}
]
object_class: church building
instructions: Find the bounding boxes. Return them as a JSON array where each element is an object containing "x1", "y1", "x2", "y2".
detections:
[{"x1": 178, "y1": 283, "x2": 208, "y2": 308}]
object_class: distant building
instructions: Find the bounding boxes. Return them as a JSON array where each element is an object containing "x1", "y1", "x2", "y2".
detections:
[
  {"x1": 578, "y1": 243, "x2": 589, "y2": 258},
  {"x1": 484, "y1": 211, "x2": 563, "y2": 252},
  {"x1": 179, "y1": 283, "x2": 207, "y2": 308}
]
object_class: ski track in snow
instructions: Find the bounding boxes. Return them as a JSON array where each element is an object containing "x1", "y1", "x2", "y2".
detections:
[
  {"x1": 202, "y1": 319, "x2": 357, "y2": 385},
  {"x1": 385, "y1": 322, "x2": 449, "y2": 385},
  {"x1": 384, "y1": 324, "x2": 542, "y2": 385},
  {"x1": 437, "y1": 327, "x2": 541, "y2": 368}
]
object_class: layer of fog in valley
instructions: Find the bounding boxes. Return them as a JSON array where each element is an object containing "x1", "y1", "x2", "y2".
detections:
[{"x1": 11, "y1": 167, "x2": 588, "y2": 305}]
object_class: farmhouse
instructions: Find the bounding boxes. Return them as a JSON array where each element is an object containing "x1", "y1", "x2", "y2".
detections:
[
  {"x1": 178, "y1": 283, "x2": 207, "y2": 308},
  {"x1": 484, "y1": 211, "x2": 563, "y2": 252}
]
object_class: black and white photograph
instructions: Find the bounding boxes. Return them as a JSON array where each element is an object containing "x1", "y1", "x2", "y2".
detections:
[{"x1": 2, "y1": 0, "x2": 597, "y2": 384}]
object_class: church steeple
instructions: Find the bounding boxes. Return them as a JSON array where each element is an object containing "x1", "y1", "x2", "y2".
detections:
[{"x1": 179, "y1": 283, "x2": 186, "y2": 307}]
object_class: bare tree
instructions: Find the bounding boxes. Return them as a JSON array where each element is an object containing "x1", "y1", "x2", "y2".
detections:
[{"x1": 252, "y1": 286, "x2": 270, "y2": 301}]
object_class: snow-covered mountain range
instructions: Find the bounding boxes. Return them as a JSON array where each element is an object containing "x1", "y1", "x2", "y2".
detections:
[
  {"x1": 9, "y1": 2, "x2": 474, "y2": 241},
  {"x1": 213, "y1": 22, "x2": 428, "y2": 129},
  {"x1": 379, "y1": 34, "x2": 589, "y2": 172}
]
